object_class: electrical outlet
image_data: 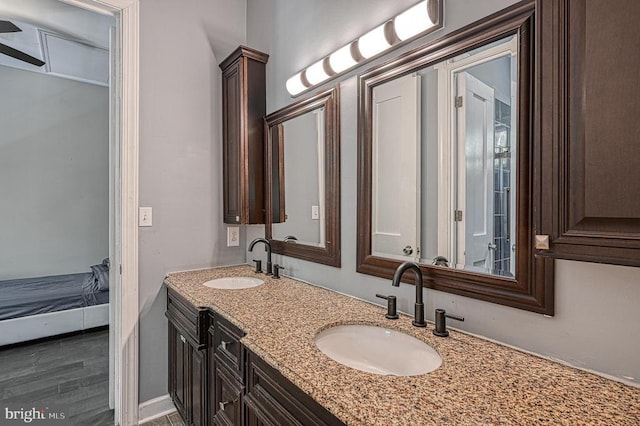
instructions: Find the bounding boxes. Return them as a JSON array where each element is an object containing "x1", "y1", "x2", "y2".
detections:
[
  {"x1": 311, "y1": 205, "x2": 319, "y2": 220},
  {"x1": 227, "y1": 227, "x2": 240, "y2": 247},
  {"x1": 139, "y1": 207, "x2": 152, "y2": 227}
]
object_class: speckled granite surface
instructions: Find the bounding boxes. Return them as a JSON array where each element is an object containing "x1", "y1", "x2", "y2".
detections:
[{"x1": 164, "y1": 265, "x2": 640, "y2": 425}]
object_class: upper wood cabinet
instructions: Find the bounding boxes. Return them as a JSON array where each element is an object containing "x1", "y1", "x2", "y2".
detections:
[
  {"x1": 538, "y1": 0, "x2": 640, "y2": 266},
  {"x1": 220, "y1": 46, "x2": 269, "y2": 224}
]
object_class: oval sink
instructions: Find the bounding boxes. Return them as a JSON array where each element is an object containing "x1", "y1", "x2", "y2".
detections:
[
  {"x1": 203, "y1": 276, "x2": 264, "y2": 290},
  {"x1": 315, "y1": 325, "x2": 441, "y2": 376}
]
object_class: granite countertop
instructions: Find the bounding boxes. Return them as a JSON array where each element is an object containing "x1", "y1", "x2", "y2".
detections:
[{"x1": 164, "y1": 265, "x2": 640, "y2": 425}]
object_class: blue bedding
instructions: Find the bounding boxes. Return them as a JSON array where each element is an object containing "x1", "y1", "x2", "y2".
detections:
[{"x1": 0, "y1": 263, "x2": 109, "y2": 321}]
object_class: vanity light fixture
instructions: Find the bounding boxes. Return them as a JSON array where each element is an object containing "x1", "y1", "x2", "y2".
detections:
[
  {"x1": 329, "y1": 43, "x2": 357, "y2": 73},
  {"x1": 305, "y1": 59, "x2": 330, "y2": 85},
  {"x1": 394, "y1": 1, "x2": 439, "y2": 41},
  {"x1": 285, "y1": 0, "x2": 442, "y2": 96},
  {"x1": 286, "y1": 72, "x2": 307, "y2": 96},
  {"x1": 357, "y1": 24, "x2": 391, "y2": 59}
]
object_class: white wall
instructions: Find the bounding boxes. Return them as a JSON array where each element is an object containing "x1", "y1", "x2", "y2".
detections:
[
  {"x1": 0, "y1": 65, "x2": 108, "y2": 280},
  {"x1": 246, "y1": 0, "x2": 640, "y2": 386},
  {"x1": 138, "y1": 0, "x2": 247, "y2": 402}
]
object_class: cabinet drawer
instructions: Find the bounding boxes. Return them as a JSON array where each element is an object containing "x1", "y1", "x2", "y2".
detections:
[
  {"x1": 245, "y1": 351, "x2": 344, "y2": 426},
  {"x1": 210, "y1": 314, "x2": 244, "y2": 380},
  {"x1": 166, "y1": 288, "x2": 208, "y2": 348}
]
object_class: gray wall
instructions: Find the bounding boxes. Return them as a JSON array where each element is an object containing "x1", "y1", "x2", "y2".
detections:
[
  {"x1": 272, "y1": 111, "x2": 322, "y2": 245},
  {"x1": 246, "y1": 0, "x2": 640, "y2": 386},
  {"x1": 0, "y1": 65, "x2": 108, "y2": 280},
  {"x1": 138, "y1": 0, "x2": 247, "y2": 402}
]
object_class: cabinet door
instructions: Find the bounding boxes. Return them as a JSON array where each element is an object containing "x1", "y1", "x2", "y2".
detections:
[
  {"x1": 539, "y1": 0, "x2": 640, "y2": 266},
  {"x1": 169, "y1": 323, "x2": 191, "y2": 423},
  {"x1": 212, "y1": 361, "x2": 243, "y2": 426},
  {"x1": 222, "y1": 58, "x2": 243, "y2": 224},
  {"x1": 191, "y1": 347, "x2": 206, "y2": 426},
  {"x1": 220, "y1": 46, "x2": 268, "y2": 225}
]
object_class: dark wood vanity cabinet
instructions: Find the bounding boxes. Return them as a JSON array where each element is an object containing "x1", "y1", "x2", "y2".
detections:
[
  {"x1": 166, "y1": 289, "x2": 209, "y2": 425},
  {"x1": 538, "y1": 0, "x2": 640, "y2": 266},
  {"x1": 244, "y1": 351, "x2": 343, "y2": 426},
  {"x1": 219, "y1": 46, "x2": 269, "y2": 225},
  {"x1": 167, "y1": 292, "x2": 344, "y2": 426},
  {"x1": 208, "y1": 312, "x2": 245, "y2": 425}
]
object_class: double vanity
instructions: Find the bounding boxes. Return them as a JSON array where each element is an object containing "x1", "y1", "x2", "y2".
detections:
[
  {"x1": 164, "y1": 0, "x2": 640, "y2": 424},
  {"x1": 165, "y1": 265, "x2": 640, "y2": 425}
]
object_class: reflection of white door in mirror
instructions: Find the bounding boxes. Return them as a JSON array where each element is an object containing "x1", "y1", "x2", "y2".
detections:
[
  {"x1": 434, "y1": 35, "x2": 517, "y2": 277},
  {"x1": 371, "y1": 73, "x2": 421, "y2": 261},
  {"x1": 456, "y1": 72, "x2": 495, "y2": 271}
]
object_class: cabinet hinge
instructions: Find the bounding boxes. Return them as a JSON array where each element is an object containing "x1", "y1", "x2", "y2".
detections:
[
  {"x1": 455, "y1": 96, "x2": 463, "y2": 108},
  {"x1": 454, "y1": 210, "x2": 463, "y2": 222}
]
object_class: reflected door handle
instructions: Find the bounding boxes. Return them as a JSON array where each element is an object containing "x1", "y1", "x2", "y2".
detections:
[
  {"x1": 402, "y1": 245, "x2": 413, "y2": 256},
  {"x1": 488, "y1": 243, "x2": 497, "y2": 250}
]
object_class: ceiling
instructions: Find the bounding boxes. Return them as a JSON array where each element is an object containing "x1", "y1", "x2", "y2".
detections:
[{"x1": 0, "y1": 0, "x2": 114, "y2": 84}]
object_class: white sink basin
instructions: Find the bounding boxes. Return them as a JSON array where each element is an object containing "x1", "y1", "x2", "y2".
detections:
[
  {"x1": 203, "y1": 276, "x2": 264, "y2": 290},
  {"x1": 315, "y1": 325, "x2": 441, "y2": 376}
]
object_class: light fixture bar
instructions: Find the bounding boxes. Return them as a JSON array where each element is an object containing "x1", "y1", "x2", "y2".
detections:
[{"x1": 286, "y1": 0, "x2": 442, "y2": 97}]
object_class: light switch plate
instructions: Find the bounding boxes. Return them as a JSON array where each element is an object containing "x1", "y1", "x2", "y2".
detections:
[
  {"x1": 227, "y1": 227, "x2": 240, "y2": 247},
  {"x1": 139, "y1": 207, "x2": 152, "y2": 227}
]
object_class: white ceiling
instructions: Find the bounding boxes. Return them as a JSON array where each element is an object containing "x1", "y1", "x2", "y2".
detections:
[
  {"x1": 0, "y1": 0, "x2": 114, "y2": 48},
  {"x1": 0, "y1": 0, "x2": 114, "y2": 84}
]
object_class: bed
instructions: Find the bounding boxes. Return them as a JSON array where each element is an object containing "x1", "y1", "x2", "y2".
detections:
[{"x1": 0, "y1": 259, "x2": 110, "y2": 346}]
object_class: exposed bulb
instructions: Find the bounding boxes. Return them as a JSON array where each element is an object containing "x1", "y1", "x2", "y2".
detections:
[
  {"x1": 358, "y1": 24, "x2": 391, "y2": 59},
  {"x1": 286, "y1": 72, "x2": 307, "y2": 96}
]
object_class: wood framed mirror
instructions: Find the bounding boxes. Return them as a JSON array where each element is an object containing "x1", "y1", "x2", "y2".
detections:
[
  {"x1": 357, "y1": 1, "x2": 554, "y2": 314},
  {"x1": 265, "y1": 86, "x2": 341, "y2": 267}
]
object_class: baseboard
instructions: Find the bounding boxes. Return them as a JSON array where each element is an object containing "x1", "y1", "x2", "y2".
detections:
[{"x1": 138, "y1": 394, "x2": 176, "y2": 424}]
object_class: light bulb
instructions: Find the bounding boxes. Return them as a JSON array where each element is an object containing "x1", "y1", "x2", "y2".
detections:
[
  {"x1": 357, "y1": 24, "x2": 390, "y2": 59},
  {"x1": 394, "y1": 1, "x2": 435, "y2": 41},
  {"x1": 286, "y1": 72, "x2": 307, "y2": 96},
  {"x1": 329, "y1": 43, "x2": 357, "y2": 73},
  {"x1": 305, "y1": 59, "x2": 330, "y2": 85}
]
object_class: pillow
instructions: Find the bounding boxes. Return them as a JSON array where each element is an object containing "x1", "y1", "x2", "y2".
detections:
[{"x1": 91, "y1": 258, "x2": 110, "y2": 292}]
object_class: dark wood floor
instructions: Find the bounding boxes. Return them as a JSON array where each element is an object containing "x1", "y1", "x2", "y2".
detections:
[{"x1": 0, "y1": 329, "x2": 113, "y2": 425}]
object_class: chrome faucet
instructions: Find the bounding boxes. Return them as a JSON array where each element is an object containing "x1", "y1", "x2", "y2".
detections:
[
  {"x1": 248, "y1": 238, "x2": 273, "y2": 275},
  {"x1": 391, "y1": 261, "x2": 426, "y2": 327}
]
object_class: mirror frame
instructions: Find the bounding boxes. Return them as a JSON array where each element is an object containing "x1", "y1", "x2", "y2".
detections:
[
  {"x1": 356, "y1": 0, "x2": 554, "y2": 314},
  {"x1": 265, "y1": 85, "x2": 341, "y2": 267}
]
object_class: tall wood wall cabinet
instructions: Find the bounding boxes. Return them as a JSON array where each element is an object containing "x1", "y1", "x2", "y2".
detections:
[
  {"x1": 538, "y1": 0, "x2": 640, "y2": 266},
  {"x1": 220, "y1": 46, "x2": 269, "y2": 224}
]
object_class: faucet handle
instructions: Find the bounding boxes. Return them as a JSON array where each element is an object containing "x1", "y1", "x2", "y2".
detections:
[
  {"x1": 375, "y1": 294, "x2": 399, "y2": 320},
  {"x1": 433, "y1": 308, "x2": 464, "y2": 337},
  {"x1": 252, "y1": 259, "x2": 262, "y2": 273},
  {"x1": 272, "y1": 264, "x2": 282, "y2": 279}
]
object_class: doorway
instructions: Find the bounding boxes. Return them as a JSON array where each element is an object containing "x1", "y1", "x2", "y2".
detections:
[{"x1": 0, "y1": 0, "x2": 140, "y2": 423}]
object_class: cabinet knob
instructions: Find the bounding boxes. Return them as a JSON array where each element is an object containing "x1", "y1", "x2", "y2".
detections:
[
  {"x1": 220, "y1": 340, "x2": 231, "y2": 351},
  {"x1": 219, "y1": 401, "x2": 230, "y2": 411},
  {"x1": 180, "y1": 335, "x2": 187, "y2": 344}
]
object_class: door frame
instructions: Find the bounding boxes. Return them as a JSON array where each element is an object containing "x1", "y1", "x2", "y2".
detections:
[{"x1": 61, "y1": 1, "x2": 139, "y2": 425}]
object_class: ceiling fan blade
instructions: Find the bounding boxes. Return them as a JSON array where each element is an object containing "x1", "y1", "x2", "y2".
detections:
[
  {"x1": 0, "y1": 20, "x2": 22, "y2": 33},
  {"x1": 0, "y1": 43, "x2": 45, "y2": 67}
]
